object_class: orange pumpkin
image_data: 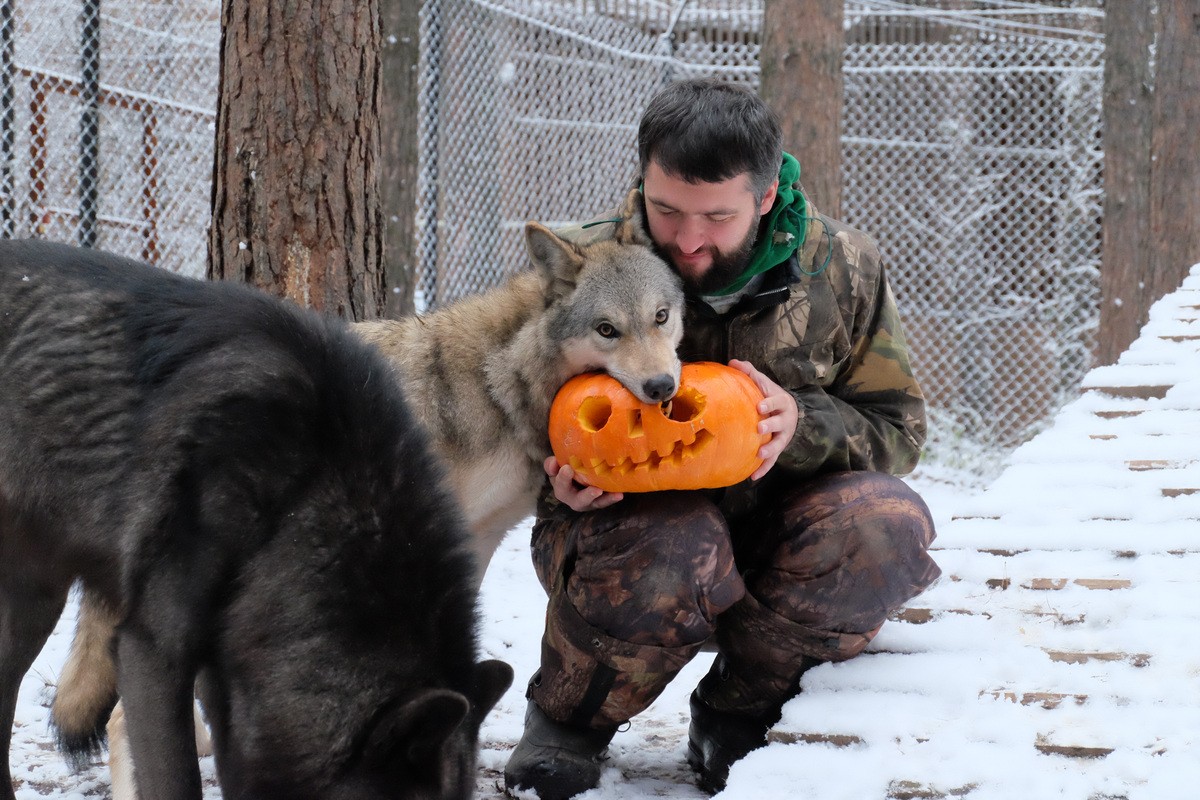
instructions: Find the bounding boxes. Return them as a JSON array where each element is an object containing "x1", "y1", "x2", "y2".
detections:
[{"x1": 549, "y1": 362, "x2": 769, "y2": 493}]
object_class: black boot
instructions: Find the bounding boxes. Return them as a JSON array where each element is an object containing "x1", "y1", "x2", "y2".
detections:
[
  {"x1": 504, "y1": 700, "x2": 617, "y2": 800},
  {"x1": 686, "y1": 654, "x2": 819, "y2": 794},
  {"x1": 686, "y1": 686, "x2": 776, "y2": 795}
]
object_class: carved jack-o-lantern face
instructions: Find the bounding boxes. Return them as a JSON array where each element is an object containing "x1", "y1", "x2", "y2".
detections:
[{"x1": 549, "y1": 362, "x2": 768, "y2": 493}]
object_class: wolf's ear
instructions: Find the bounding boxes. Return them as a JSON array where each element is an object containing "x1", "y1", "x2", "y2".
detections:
[
  {"x1": 525, "y1": 221, "x2": 585, "y2": 298},
  {"x1": 472, "y1": 659, "x2": 514, "y2": 720},
  {"x1": 365, "y1": 689, "x2": 469, "y2": 770},
  {"x1": 613, "y1": 189, "x2": 653, "y2": 247}
]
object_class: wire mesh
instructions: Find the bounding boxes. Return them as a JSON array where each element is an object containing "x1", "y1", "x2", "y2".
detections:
[
  {"x1": 843, "y1": 0, "x2": 1103, "y2": 472},
  {"x1": 0, "y1": 0, "x2": 219, "y2": 277},
  {"x1": 415, "y1": 0, "x2": 764, "y2": 307},
  {"x1": 416, "y1": 0, "x2": 1104, "y2": 477},
  {"x1": 0, "y1": 0, "x2": 1105, "y2": 478}
]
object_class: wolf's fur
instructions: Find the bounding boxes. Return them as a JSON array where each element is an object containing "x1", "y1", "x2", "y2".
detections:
[
  {"x1": 0, "y1": 240, "x2": 513, "y2": 800},
  {"x1": 355, "y1": 207, "x2": 685, "y2": 575}
]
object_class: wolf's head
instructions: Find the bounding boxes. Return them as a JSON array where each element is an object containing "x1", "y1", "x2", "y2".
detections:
[{"x1": 525, "y1": 200, "x2": 684, "y2": 405}]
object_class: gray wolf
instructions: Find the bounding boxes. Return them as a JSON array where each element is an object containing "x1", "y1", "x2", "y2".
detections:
[
  {"x1": 0, "y1": 240, "x2": 513, "y2": 800},
  {"x1": 354, "y1": 198, "x2": 685, "y2": 578}
]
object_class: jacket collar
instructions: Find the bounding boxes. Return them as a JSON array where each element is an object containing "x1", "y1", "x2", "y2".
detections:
[{"x1": 688, "y1": 251, "x2": 801, "y2": 320}]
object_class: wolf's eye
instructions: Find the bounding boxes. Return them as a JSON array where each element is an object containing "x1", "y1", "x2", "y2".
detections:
[
  {"x1": 596, "y1": 322, "x2": 618, "y2": 339},
  {"x1": 655, "y1": 309, "x2": 670, "y2": 325}
]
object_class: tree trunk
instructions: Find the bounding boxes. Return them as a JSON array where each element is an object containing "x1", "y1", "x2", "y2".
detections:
[
  {"x1": 758, "y1": 0, "x2": 845, "y2": 218},
  {"x1": 208, "y1": 0, "x2": 385, "y2": 321},
  {"x1": 1099, "y1": 0, "x2": 1200, "y2": 364},
  {"x1": 380, "y1": 0, "x2": 421, "y2": 318}
]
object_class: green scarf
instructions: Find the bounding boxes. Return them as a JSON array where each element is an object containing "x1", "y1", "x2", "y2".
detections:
[{"x1": 710, "y1": 152, "x2": 806, "y2": 296}]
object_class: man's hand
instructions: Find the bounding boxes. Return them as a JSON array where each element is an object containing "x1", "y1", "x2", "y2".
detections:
[
  {"x1": 729, "y1": 359, "x2": 798, "y2": 481},
  {"x1": 545, "y1": 456, "x2": 624, "y2": 512}
]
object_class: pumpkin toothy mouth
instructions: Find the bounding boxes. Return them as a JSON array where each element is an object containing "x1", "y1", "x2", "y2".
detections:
[
  {"x1": 566, "y1": 388, "x2": 716, "y2": 476},
  {"x1": 550, "y1": 362, "x2": 767, "y2": 493}
]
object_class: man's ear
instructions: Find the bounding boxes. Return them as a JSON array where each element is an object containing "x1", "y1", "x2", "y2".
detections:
[
  {"x1": 525, "y1": 221, "x2": 585, "y2": 299},
  {"x1": 613, "y1": 189, "x2": 653, "y2": 247},
  {"x1": 758, "y1": 179, "x2": 779, "y2": 215}
]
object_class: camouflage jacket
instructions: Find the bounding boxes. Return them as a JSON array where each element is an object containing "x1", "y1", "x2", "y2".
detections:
[{"x1": 557, "y1": 188, "x2": 927, "y2": 511}]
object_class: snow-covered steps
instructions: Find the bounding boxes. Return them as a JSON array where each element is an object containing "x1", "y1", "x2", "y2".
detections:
[{"x1": 763, "y1": 263, "x2": 1200, "y2": 800}]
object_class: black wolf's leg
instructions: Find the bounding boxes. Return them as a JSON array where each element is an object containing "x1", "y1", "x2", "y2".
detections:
[
  {"x1": 0, "y1": 569, "x2": 70, "y2": 800},
  {"x1": 114, "y1": 622, "x2": 202, "y2": 800}
]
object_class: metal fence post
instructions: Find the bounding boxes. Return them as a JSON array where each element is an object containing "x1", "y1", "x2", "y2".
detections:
[{"x1": 79, "y1": 0, "x2": 100, "y2": 248}]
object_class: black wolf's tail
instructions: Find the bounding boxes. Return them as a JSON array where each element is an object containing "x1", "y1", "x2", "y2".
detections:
[{"x1": 52, "y1": 589, "x2": 120, "y2": 768}]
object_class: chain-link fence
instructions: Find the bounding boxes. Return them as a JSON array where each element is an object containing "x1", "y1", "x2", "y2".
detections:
[
  {"x1": 842, "y1": 1, "x2": 1104, "y2": 472},
  {"x1": 417, "y1": 0, "x2": 1105, "y2": 478},
  {"x1": 415, "y1": 0, "x2": 764, "y2": 307},
  {"x1": 0, "y1": 0, "x2": 1104, "y2": 478},
  {"x1": 0, "y1": 0, "x2": 219, "y2": 277}
]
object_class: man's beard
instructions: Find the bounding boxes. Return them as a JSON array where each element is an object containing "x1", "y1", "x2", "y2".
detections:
[{"x1": 657, "y1": 214, "x2": 761, "y2": 295}]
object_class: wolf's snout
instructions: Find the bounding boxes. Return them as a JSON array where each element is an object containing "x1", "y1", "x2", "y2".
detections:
[{"x1": 642, "y1": 375, "x2": 677, "y2": 403}]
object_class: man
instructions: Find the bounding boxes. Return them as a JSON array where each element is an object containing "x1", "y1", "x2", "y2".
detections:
[{"x1": 504, "y1": 78, "x2": 941, "y2": 799}]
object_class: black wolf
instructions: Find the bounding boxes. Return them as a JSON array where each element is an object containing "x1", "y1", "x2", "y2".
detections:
[{"x1": 0, "y1": 240, "x2": 513, "y2": 800}]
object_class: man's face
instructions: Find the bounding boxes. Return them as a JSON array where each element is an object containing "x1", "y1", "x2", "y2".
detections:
[{"x1": 642, "y1": 160, "x2": 777, "y2": 294}]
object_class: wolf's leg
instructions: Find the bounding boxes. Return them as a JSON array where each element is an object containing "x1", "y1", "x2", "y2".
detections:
[
  {"x1": 114, "y1": 621, "x2": 203, "y2": 800},
  {"x1": 0, "y1": 568, "x2": 70, "y2": 800},
  {"x1": 52, "y1": 588, "x2": 120, "y2": 762},
  {"x1": 107, "y1": 698, "x2": 208, "y2": 800}
]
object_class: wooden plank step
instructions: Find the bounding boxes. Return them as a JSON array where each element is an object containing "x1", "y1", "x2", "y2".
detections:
[
  {"x1": 1044, "y1": 650, "x2": 1150, "y2": 667},
  {"x1": 1092, "y1": 410, "x2": 1144, "y2": 419},
  {"x1": 887, "y1": 780, "x2": 977, "y2": 799},
  {"x1": 1085, "y1": 385, "x2": 1171, "y2": 400},
  {"x1": 984, "y1": 577, "x2": 1131, "y2": 591},
  {"x1": 891, "y1": 606, "x2": 1087, "y2": 626},
  {"x1": 1158, "y1": 334, "x2": 1200, "y2": 342},
  {"x1": 891, "y1": 607, "x2": 978, "y2": 624},
  {"x1": 982, "y1": 689, "x2": 1088, "y2": 709},
  {"x1": 1034, "y1": 735, "x2": 1114, "y2": 759},
  {"x1": 1163, "y1": 487, "x2": 1200, "y2": 497},
  {"x1": 767, "y1": 730, "x2": 864, "y2": 748},
  {"x1": 1029, "y1": 578, "x2": 1131, "y2": 590},
  {"x1": 1127, "y1": 459, "x2": 1195, "y2": 471},
  {"x1": 1074, "y1": 578, "x2": 1133, "y2": 589},
  {"x1": 950, "y1": 517, "x2": 1139, "y2": 525}
]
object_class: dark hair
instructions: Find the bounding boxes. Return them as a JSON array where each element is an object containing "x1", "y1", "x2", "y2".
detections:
[{"x1": 637, "y1": 78, "x2": 783, "y2": 201}]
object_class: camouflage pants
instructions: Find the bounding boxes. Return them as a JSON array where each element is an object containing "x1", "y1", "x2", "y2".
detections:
[{"x1": 527, "y1": 471, "x2": 941, "y2": 728}]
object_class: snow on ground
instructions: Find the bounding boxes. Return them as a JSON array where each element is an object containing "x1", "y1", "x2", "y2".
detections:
[{"x1": 10, "y1": 265, "x2": 1200, "y2": 799}]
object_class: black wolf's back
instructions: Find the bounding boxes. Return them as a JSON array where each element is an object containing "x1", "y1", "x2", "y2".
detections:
[
  {"x1": 0, "y1": 240, "x2": 495, "y2": 780},
  {"x1": 0, "y1": 236, "x2": 479, "y2": 646}
]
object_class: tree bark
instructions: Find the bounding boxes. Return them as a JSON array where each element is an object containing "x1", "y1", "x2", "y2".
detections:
[
  {"x1": 1099, "y1": 0, "x2": 1200, "y2": 364},
  {"x1": 759, "y1": 0, "x2": 845, "y2": 218},
  {"x1": 208, "y1": 0, "x2": 385, "y2": 321},
  {"x1": 380, "y1": 0, "x2": 421, "y2": 318}
]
